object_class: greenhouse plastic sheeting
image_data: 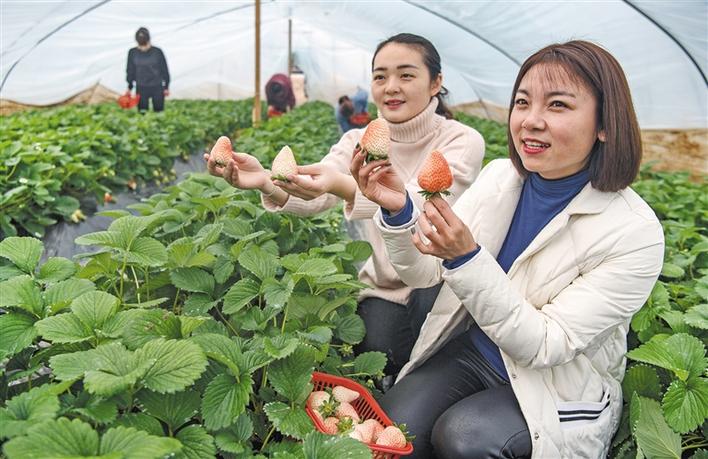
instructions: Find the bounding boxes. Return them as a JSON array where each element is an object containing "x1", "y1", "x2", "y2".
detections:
[{"x1": 1, "y1": 0, "x2": 706, "y2": 129}]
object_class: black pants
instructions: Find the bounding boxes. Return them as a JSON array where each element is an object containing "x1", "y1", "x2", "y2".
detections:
[
  {"x1": 136, "y1": 85, "x2": 164, "y2": 112},
  {"x1": 356, "y1": 283, "x2": 443, "y2": 376},
  {"x1": 380, "y1": 329, "x2": 532, "y2": 459}
]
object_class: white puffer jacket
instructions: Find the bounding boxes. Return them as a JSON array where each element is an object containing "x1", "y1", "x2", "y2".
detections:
[{"x1": 375, "y1": 159, "x2": 664, "y2": 458}]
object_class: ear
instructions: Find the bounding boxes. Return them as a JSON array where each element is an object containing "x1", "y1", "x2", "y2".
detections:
[
  {"x1": 598, "y1": 129, "x2": 606, "y2": 142},
  {"x1": 430, "y1": 73, "x2": 443, "y2": 96}
]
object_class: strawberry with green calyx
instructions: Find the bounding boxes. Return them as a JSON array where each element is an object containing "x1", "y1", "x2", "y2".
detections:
[
  {"x1": 335, "y1": 401, "x2": 360, "y2": 422},
  {"x1": 336, "y1": 416, "x2": 355, "y2": 434},
  {"x1": 317, "y1": 395, "x2": 340, "y2": 419},
  {"x1": 271, "y1": 145, "x2": 298, "y2": 182},
  {"x1": 361, "y1": 419, "x2": 384, "y2": 442},
  {"x1": 375, "y1": 423, "x2": 415, "y2": 448},
  {"x1": 322, "y1": 416, "x2": 340, "y2": 435},
  {"x1": 307, "y1": 390, "x2": 330, "y2": 412},
  {"x1": 417, "y1": 150, "x2": 453, "y2": 199},
  {"x1": 359, "y1": 118, "x2": 390, "y2": 163},
  {"x1": 332, "y1": 385, "x2": 360, "y2": 404},
  {"x1": 209, "y1": 136, "x2": 233, "y2": 167}
]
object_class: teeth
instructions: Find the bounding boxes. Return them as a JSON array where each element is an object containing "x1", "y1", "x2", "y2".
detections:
[{"x1": 525, "y1": 141, "x2": 548, "y2": 148}]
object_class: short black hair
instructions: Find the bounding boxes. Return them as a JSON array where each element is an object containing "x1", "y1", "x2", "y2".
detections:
[{"x1": 135, "y1": 27, "x2": 150, "y2": 45}]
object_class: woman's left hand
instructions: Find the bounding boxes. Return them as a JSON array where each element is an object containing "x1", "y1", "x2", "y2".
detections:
[{"x1": 413, "y1": 196, "x2": 479, "y2": 260}]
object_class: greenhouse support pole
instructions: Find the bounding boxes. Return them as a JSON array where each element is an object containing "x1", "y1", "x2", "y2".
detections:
[
  {"x1": 253, "y1": 0, "x2": 262, "y2": 126},
  {"x1": 288, "y1": 18, "x2": 293, "y2": 75}
]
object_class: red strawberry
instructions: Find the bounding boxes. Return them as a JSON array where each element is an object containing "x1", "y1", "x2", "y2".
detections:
[
  {"x1": 335, "y1": 401, "x2": 360, "y2": 422},
  {"x1": 209, "y1": 136, "x2": 233, "y2": 167},
  {"x1": 307, "y1": 390, "x2": 330, "y2": 411},
  {"x1": 375, "y1": 425, "x2": 407, "y2": 448},
  {"x1": 322, "y1": 416, "x2": 339, "y2": 435},
  {"x1": 332, "y1": 385, "x2": 359, "y2": 404},
  {"x1": 359, "y1": 118, "x2": 390, "y2": 162},
  {"x1": 361, "y1": 419, "x2": 384, "y2": 442},
  {"x1": 271, "y1": 145, "x2": 297, "y2": 181},
  {"x1": 417, "y1": 150, "x2": 453, "y2": 199}
]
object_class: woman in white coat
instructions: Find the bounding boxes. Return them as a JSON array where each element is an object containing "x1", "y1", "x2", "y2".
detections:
[{"x1": 350, "y1": 40, "x2": 664, "y2": 458}]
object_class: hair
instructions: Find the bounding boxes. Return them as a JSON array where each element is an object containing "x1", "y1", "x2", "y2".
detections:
[
  {"x1": 135, "y1": 27, "x2": 150, "y2": 46},
  {"x1": 338, "y1": 95, "x2": 351, "y2": 105},
  {"x1": 507, "y1": 40, "x2": 642, "y2": 191},
  {"x1": 372, "y1": 33, "x2": 453, "y2": 119}
]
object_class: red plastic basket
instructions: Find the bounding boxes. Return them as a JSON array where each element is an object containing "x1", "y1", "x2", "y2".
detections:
[{"x1": 305, "y1": 371, "x2": 413, "y2": 459}]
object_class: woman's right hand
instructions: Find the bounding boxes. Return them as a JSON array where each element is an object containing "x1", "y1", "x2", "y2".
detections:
[
  {"x1": 350, "y1": 146, "x2": 407, "y2": 213},
  {"x1": 203, "y1": 152, "x2": 271, "y2": 192}
]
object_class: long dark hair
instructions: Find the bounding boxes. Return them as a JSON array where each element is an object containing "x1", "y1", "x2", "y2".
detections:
[
  {"x1": 507, "y1": 40, "x2": 641, "y2": 191},
  {"x1": 135, "y1": 27, "x2": 150, "y2": 46},
  {"x1": 372, "y1": 33, "x2": 453, "y2": 119}
]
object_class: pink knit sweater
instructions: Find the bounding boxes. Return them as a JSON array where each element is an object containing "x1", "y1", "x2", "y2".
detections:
[{"x1": 263, "y1": 99, "x2": 485, "y2": 304}]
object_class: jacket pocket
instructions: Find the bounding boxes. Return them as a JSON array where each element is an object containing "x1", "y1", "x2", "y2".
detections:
[{"x1": 557, "y1": 389, "x2": 610, "y2": 431}]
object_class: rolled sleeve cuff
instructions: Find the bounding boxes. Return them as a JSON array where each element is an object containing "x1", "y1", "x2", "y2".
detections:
[
  {"x1": 442, "y1": 245, "x2": 482, "y2": 270},
  {"x1": 381, "y1": 192, "x2": 414, "y2": 227}
]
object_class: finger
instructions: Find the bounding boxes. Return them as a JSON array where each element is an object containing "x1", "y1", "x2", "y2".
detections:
[
  {"x1": 350, "y1": 148, "x2": 366, "y2": 179},
  {"x1": 423, "y1": 201, "x2": 453, "y2": 239},
  {"x1": 352, "y1": 143, "x2": 362, "y2": 160},
  {"x1": 233, "y1": 152, "x2": 253, "y2": 164},
  {"x1": 206, "y1": 155, "x2": 223, "y2": 177},
  {"x1": 368, "y1": 164, "x2": 394, "y2": 183},
  {"x1": 411, "y1": 232, "x2": 435, "y2": 255},
  {"x1": 223, "y1": 160, "x2": 238, "y2": 186},
  {"x1": 429, "y1": 195, "x2": 458, "y2": 227},
  {"x1": 418, "y1": 207, "x2": 446, "y2": 247},
  {"x1": 297, "y1": 164, "x2": 321, "y2": 176},
  {"x1": 287, "y1": 174, "x2": 320, "y2": 192}
]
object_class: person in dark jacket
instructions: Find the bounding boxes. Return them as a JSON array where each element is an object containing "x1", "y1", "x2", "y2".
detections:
[
  {"x1": 265, "y1": 73, "x2": 295, "y2": 118},
  {"x1": 126, "y1": 27, "x2": 170, "y2": 112}
]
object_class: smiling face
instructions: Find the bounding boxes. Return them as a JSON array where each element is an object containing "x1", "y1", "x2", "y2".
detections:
[
  {"x1": 509, "y1": 64, "x2": 605, "y2": 180},
  {"x1": 371, "y1": 42, "x2": 442, "y2": 123}
]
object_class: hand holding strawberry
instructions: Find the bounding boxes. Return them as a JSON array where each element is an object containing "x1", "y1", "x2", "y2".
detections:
[
  {"x1": 350, "y1": 146, "x2": 406, "y2": 213},
  {"x1": 204, "y1": 141, "x2": 271, "y2": 192},
  {"x1": 413, "y1": 196, "x2": 478, "y2": 260}
]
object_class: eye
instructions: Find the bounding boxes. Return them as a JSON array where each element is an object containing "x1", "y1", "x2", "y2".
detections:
[
  {"x1": 373, "y1": 74, "x2": 385, "y2": 81},
  {"x1": 550, "y1": 100, "x2": 568, "y2": 108},
  {"x1": 514, "y1": 97, "x2": 528, "y2": 106},
  {"x1": 401, "y1": 73, "x2": 414, "y2": 79}
]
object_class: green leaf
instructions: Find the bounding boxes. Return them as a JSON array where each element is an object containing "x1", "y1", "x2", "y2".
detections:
[
  {"x1": 201, "y1": 373, "x2": 253, "y2": 431},
  {"x1": 190, "y1": 333, "x2": 243, "y2": 375},
  {"x1": 685, "y1": 304, "x2": 708, "y2": 330},
  {"x1": 100, "y1": 425, "x2": 182, "y2": 458},
  {"x1": 212, "y1": 256, "x2": 234, "y2": 283},
  {"x1": 108, "y1": 413, "x2": 164, "y2": 437},
  {"x1": 268, "y1": 345, "x2": 316, "y2": 403},
  {"x1": 264, "y1": 402, "x2": 314, "y2": 440},
  {"x1": 123, "y1": 297, "x2": 169, "y2": 309},
  {"x1": 170, "y1": 267, "x2": 215, "y2": 294},
  {"x1": 179, "y1": 316, "x2": 207, "y2": 337},
  {"x1": 121, "y1": 309, "x2": 182, "y2": 350},
  {"x1": 175, "y1": 425, "x2": 216, "y2": 459},
  {"x1": 263, "y1": 335, "x2": 300, "y2": 360},
  {"x1": 633, "y1": 396, "x2": 682, "y2": 459},
  {"x1": 107, "y1": 215, "x2": 151, "y2": 249},
  {"x1": 345, "y1": 241, "x2": 373, "y2": 263},
  {"x1": 35, "y1": 312, "x2": 93, "y2": 344},
  {"x1": 662, "y1": 377, "x2": 708, "y2": 434},
  {"x1": 298, "y1": 326, "x2": 333, "y2": 344},
  {"x1": 622, "y1": 364, "x2": 662, "y2": 401},
  {"x1": 0, "y1": 312, "x2": 37, "y2": 360},
  {"x1": 50, "y1": 346, "x2": 106, "y2": 381},
  {"x1": 137, "y1": 389, "x2": 201, "y2": 432},
  {"x1": 3, "y1": 417, "x2": 100, "y2": 458},
  {"x1": 0, "y1": 275, "x2": 43, "y2": 316},
  {"x1": 661, "y1": 262, "x2": 685, "y2": 279},
  {"x1": 626, "y1": 333, "x2": 706, "y2": 382},
  {"x1": 238, "y1": 245, "x2": 278, "y2": 280},
  {"x1": 75, "y1": 230, "x2": 124, "y2": 249},
  {"x1": 37, "y1": 257, "x2": 76, "y2": 283},
  {"x1": 0, "y1": 237, "x2": 43, "y2": 273},
  {"x1": 136, "y1": 338, "x2": 208, "y2": 394},
  {"x1": 0, "y1": 386, "x2": 60, "y2": 440},
  {"x1": 44, "y1": 278, "x2": 96, "y2": 314},
  {"x1": 125, "y1": 237, "x2": 167, "y2": 267},
  {"x1": 71, "y1": 291, "x2": 119, "y2": 329},
  {"x1": 182, "y1": 293, "x2": 215, "y2": 316},
  {"x1": 222, "y1": 278, "x2": 260, "y2": 314},
  {"x1": 334, "y1": 314, "x2": 366, "y2": 345},
  {"x1": 261, "y1": 276, "x2": 294, "y2": 308},
  {"x1": 295, "y1": 258, "x2": 337, "y2": 278},
  {"x1": 214, "y1": 413, "x2": 253, "y2": 453},
  {"x1": 302, "y1": 431, "x2": 372, "y2": 459},
  {"x1": 83, "y1": 345, "x2": 152, "y2": 396},
  {"x1": 72, "y1": 395, "x2": 118, "y2": 425},
  {"x1": 354, "y1": 351, "x2": 387, "y2": 376}
]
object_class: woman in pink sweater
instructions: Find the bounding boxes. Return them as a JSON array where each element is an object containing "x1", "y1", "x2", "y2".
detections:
[{"x1": 205, "y1": 33, "x2": 484, "y2": 378}]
